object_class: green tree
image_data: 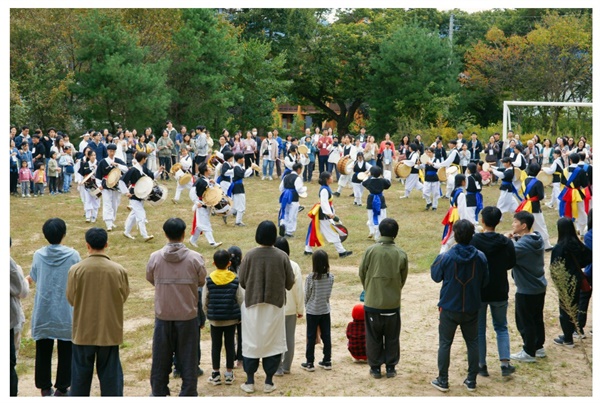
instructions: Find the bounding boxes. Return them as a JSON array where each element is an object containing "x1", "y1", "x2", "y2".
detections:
[
  {"x1": 168, "y1": 9, "x2": 241, "y2": 130},
  {"x1": 369, "y1": 24, "x2": 460, "y2": 134},
  {"x1": 462, "y1": 12, "x2": 592, "y2": 136},
  {"x1": 229, "y1": 39, "x2": 291, "y2": 131},
  {"x1": 71, "y1": 11, "x2": 171, "y2": 131},
  {"x1": 10, "y1": 9, "x2": 81, "y2": 130}
]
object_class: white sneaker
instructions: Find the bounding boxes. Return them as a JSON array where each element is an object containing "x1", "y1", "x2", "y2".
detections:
[
  {"x1": 399, "y1": 195, "x2": 408, "y2": 199},
  {"x1": 91, "y1": 217, "x2": 97, "y2": 223},
  {"x1": 85, "y1": 218, "x2": 91, "y2": 223},
  {"x1": 573, "y1": 332, "x2": 586, "y2": 340},
  {"x1": 535, "y1": 348, "x2": 546, "y2": 358},
  {"x1": 510, "y1": 349, "x2": 536, "y2": 362},
  {"x1": 261, "y1": 176, "x2": 265, "y2": 181},
  {"x1": 240, "y1": 383, "x2": 255, "y2": 393},
  {"x1": 123, "y1": 232, "x2": 135, "y2": 240},
  {"x1": 143, "y1": 235, "x2": 154, "y2": 242},
  {"x1": 107, "y1": 226, "x2": 113, "y2": 232},
  {"x1": 21, "y1": 194, "x2": 25, "y2": 198},
  {"x1": 210, "y1": 242, "x2": 223, "y2": 248},
  {"x1": 269, "y1": 176, "x2": 273, "y2": 181},
  {"x1": 264, "y1": 383, "x2": 276, "y2": 393},
  {"x1": 190, "y1": 240, "x2": 199, "y2": 248}
]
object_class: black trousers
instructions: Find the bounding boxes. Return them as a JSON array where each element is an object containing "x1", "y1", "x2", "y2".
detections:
[
  {"x1": 244, "y1": 154, "x2": 254, "y2": 170},
  {"x1": 306, "y1": 313, "x2": 331, "y2": 363},
  {"x1": 364, "y1": 310, "x2": 401, "y2": 369},
  {"x1": 303, "y1": 161, "x2": 315, "y2": 182},
  {"x1": 151, "y1": 318, "x2": 198, "y2": 396},
  {"x1": 515, "y1": 292, "x2": 546, "y2": 356},
  {"x1": 35, "y1": 338, "x2": 72, "y2": 391},
  {"x1": 210, "y1": 324, "x2": 237, "y2": 371},
  {"x1": 235, "y1": 322, "x2": 243, "y2": 361},
  {"x1": 10, "y1": 171, "x2": 18, "y2": 193},
  {"x1": 11, "y1": 329, "x2": 17, "y2": 396},
  {"x1": 437, "y1": 309, "x2": 478, "y2": 383},
  {"x1": 70, "y1": 344, "x2": 123, "y2": 396},
  {"x1": 578, "y1": 288, "x2": 593, "y2": 332},
  {"x1": 559, "y1": 279, "x2": 580, "y2": 343},
  {"x1": 243, "y1": 354, "x2": 281, "y2": 385},
  {"x1": 318, "y1": 155, "x2": 328, "y2": 174}
]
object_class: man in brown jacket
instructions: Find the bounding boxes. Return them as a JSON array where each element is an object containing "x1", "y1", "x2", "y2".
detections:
[
  {"x1": 146, "y1": 217, "x2": 207, "y2": 396},
  {"x1": 66, "y1": 227, "x2": 130, "y2": 396}
]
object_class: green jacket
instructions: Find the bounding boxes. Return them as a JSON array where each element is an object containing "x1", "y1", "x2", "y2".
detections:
[
  {"x1": 359, "y1": 236, "x2": 408, "y2": 312},
  {"x1": 157, "y1": 136, "x2": 173, "y2": 158}
]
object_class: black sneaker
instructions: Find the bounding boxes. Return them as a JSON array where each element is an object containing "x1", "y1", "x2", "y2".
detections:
[
  {"x1": 301, "y1": 362, "x2": 315, "y2": 372},
  {"x1": 41, "y1": 388, "x2": 54, "y2": 397},
  {"x1": 463, "y1": 378, "x2": 476, "y2": 391},
  {"x1": 298, "y1": 206, "x2": 305, "y2": 212},
  {"x1": 385, "y1": 366, "x2": 397, "y2": 378},
  {"x1": 339, "y1": 251, "x2": 353, "y2": 258},
  {"x1": 370, "y1": 367, "x2": 382, "y2": 379},
  {"x1": 208, "y1": 371, "x2": 221, "y2": 385},
  {"x1": 332, "y1": 192, "x2": 340, "y2": 197},
  {"x1": 304, "y1": 251, "x2": 313, "y2": 256},
  {"x1": 318, "y1": 361, "x2": 332, "y2": 370},
  {"x1": 501, "y1": 364, "x2": 516, "y2": 376},
  {"x1": 279, "y1": 224, "x2": 286, "y2": 237},
  {"x1": 432, "y1": 207, "x2": 437, "y2": 211},
  {"x1": 478, "y1": 365, "x2": 489, "y2": 377},
  {"x1": 553, "y1": 335, "x2": 575, "y2": 348},
  {"x1": 430, "y1": 377, "x2": 449, "y2": 392},
  {"x1": 425, "y1": 203, "x2": 432, "y2": 211}
]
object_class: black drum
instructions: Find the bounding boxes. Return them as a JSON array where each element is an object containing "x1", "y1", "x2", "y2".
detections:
[
  {"x1": 147, "y1": 186, "x2": 163, "y2": 203},
  {"x1": 212, "y1": 197, "x2": 232, "y2": 216}
]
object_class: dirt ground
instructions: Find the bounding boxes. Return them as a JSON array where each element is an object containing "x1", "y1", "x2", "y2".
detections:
[{"x1": 15, "y1": 264, "x2": 593, "y2": 398}]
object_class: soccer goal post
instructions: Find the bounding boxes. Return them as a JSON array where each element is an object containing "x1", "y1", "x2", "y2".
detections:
[{"x1": 502, "y1": 100, "x2": 593, "y2": 142}]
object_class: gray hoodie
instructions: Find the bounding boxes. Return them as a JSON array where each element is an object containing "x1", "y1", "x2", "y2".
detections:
[
  {"x1": 511, "y1": 231, "x2": 547, "y2": 295},
  {"x1": 146, "y1": 243, "x2": 207, "y2": 321}
]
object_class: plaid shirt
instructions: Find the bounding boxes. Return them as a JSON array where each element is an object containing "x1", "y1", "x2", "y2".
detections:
[{"x1": 346, "y1": 320, "x2": 367, "y2": 360}]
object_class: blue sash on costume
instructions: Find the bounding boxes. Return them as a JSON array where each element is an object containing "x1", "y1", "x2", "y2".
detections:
[
  {"x1": 558, "y1": 166, "x2": 582, "y2": 217},
  {"x1": 281, "y1": 167, "x2": 291, "y2": 180},
  {"x1": 501, "y1": 180, "x2": 523, "y2": 202},
  {"x1": 522, "y1": 177, "x2": 538, "y2": 199},
  {"x1": 216, "y1": 176, "x2": 222, "y2": 184},
  {"x1": 467, "y1": 191, "x2": 484, "y2": 222},
  {"x1": 372, "y1": 193, "x2": 382, "y2": 226},
  {"x1": 226, "y1": 179, "x2": 243, "y2": 198},
  {"x1": 278, "y1": 189, "x2": 295, "y2": 221}
]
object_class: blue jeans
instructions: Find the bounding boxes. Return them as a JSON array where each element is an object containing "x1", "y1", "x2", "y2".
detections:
[
  {"x1": 478, "y1": 300, "x2": 510, "y2": 365},
  {"x1": 70, "y1": 344, "x2": 123, "y2": 396},
  {"x1": 262, "y1": 159, "x2": 274, "y2": 177},
  {"x1": 63, "y1": 173, "x2": 72, "y2": 193}
]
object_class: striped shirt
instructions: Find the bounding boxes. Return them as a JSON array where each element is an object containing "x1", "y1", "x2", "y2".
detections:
[{"x1": 305, "y1": 273, "x2": 334, "y2": 315}]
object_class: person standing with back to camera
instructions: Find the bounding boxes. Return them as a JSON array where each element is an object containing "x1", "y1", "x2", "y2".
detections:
[
  {"x1": 359, "y1": 218, "x2": 408, "y2": 380},
  {"x1": 237, "y1": 221, "x2": 295, "y2": 394}
]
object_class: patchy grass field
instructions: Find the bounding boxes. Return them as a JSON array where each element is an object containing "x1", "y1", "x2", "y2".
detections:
[{"x1": 10, "y1": 172, "x2": 592, "y2": 397}]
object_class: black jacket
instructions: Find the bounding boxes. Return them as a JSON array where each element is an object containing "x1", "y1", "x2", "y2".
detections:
[{"x1": 470, "y1": 232, "x2": 516, "y2": 302}]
